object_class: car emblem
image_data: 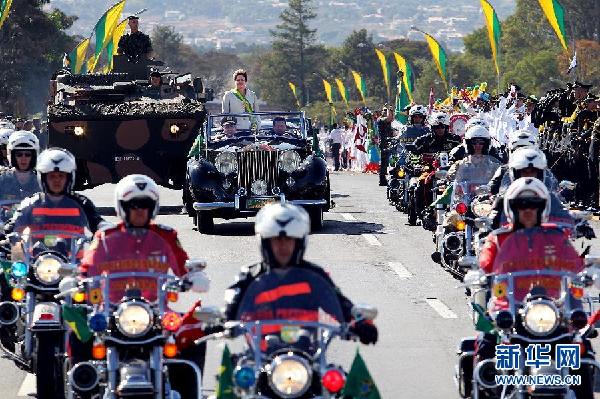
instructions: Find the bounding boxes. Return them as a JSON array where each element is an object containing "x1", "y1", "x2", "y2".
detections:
[
  {"x1": 135, "y1": 182, "x2": 147, "y2": 190},
  {"x1": 276, "y1": 217, "x2": 293, "y2": 227}
]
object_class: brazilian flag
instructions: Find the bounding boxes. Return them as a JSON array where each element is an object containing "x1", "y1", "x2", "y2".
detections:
[
  {"x1": 216, "y1": 344, "x2": 234, "y2": 399},
  {"x1": 342, "y1": 350, "x2": 381, "y2": 399},
  {"x1": 62, "y1": 305, "x2": 92, "y2": 343}
]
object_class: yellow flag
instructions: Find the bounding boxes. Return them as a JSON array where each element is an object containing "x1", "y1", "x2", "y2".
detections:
[
  {"x1": 107, "y1": 18, "x2": 128, "y2": 71},
  {"x1": 0, "y1": 0, "x2": 13, "y2": 30},
  {"x1": 322, "y1": 79, "x2": 334, "y2": 103},
  {"x1": 335, "y1": 78, "x2": 349, "y2": 106},
  {"x1": 374, "y1": 48, "x2": 390, "y2": 99},
  {"x1": 288, "y1": 82, "x2": 301, "y2": 108}
]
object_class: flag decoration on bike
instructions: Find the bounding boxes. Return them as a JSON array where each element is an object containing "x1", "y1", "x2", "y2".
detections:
[
  {"x1": 0, "y1": 0, "x2": 13, "y2": 30},
  {"x1": 343, "y1": 349, "x2": 382, "y2": 399},
  {"x1": 479, "y1": 0, "x2": 502, "y2": 75},
  {"x1": 538, "y1": 0, "x2": 569, "y2": 51}
]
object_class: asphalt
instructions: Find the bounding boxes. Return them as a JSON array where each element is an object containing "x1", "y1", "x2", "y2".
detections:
[{"x1": 1, "y1": 171, "x2": 599, "y2": 398}]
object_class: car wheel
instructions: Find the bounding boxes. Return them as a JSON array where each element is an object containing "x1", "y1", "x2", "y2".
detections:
[
  {"x1": 196, "y1": 211, "x2": 214, "y2": 234},
  {"x1": 308, "y1": 207, "x2": 323, "y2": 231}
]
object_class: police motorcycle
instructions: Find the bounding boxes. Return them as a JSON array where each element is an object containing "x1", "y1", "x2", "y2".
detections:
[
  {"x1": 421, "y1": 151, "x2": 451, "y2": 232},
  {"x1": 194, "y1": 267, "x2": 378, "y2": 398},
  {"x1": 455, "y1": 259, "x2": 600, "y2": 399},
  {"x1": 0, "y1": 227, "x2": 88, "y2": 399},
  {"x1": 58, "y1": 229, "x2": 211, "y2": 399},
  {"x1": 387, "y1": 140, "x2": 421, "y2": 213},
  {"x1": 436, "y1": 178, "x2": 490, "y2": 279}
]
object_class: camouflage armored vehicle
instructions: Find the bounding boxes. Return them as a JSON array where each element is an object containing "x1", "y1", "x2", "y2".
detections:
[{"x1": 47, "y1": 55, "x2": 210, "y2": 190}]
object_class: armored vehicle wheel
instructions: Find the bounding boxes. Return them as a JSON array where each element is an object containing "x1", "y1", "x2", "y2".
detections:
[
  {"x1": 308, "y1": 207, "x2": 324, "y2": 231},
  {"x1": 195, "y1": 211, "x2": 214, "y2": 234}
]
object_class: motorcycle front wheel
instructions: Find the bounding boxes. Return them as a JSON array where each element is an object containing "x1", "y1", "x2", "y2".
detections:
[{"x1": 35, "y1": 333, "x2": 65, "y2": 399}]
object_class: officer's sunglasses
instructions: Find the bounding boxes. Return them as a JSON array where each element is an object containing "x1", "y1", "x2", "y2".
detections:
[
  {"x1": 471, "y1": 139, "x2": 486, "y2": 145},
  {"x1": 510, "y1": 197, "x2": 545, "y2": 210},
  {"x1": 14, "y1": 150, "x2": 33, "y2": 158},
  {"x1": 125, "y1": 198, "x2": 155, "y2": 210}
]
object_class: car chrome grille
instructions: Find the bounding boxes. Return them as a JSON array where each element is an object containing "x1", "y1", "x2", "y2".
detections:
[{"x1": 237, "y1": 151, "x2": 279, "y2": 194}]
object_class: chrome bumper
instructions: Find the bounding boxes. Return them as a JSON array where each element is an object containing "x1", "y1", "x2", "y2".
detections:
[{"x1": 193, "y1": 194, "x2": 327, "y2": 211}]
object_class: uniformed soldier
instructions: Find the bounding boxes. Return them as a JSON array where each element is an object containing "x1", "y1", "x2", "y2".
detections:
[{"x1": 117, "y1": 15, "x2": 153, "y2": 62}]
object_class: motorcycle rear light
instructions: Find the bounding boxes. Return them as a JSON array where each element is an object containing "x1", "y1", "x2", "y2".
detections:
[
  {"x1": 92, "y1": 341, "x2": 106, "y2": 360},
  {"x1": 39, "y1": 313, "x2": 54, "y2": 320},
  {"x1": 166, "y1": 291, "x2": 179, "y2": 303},
  {"x1": 322, "y1": 369, "x2": 345, "y2": 393},
  {"x1": 11, "y1": 287, "x2": 25, "y2": 301},
  {"x1": 162, "y1": 312, "x2": 183, "y2": 332},
  {"x1": 570, "y1": 310, "x2": 588, "y2": 330},
  {"x1": 234, "y1": 365, "x2": 256, "y2": 389},
  {"x1": 456, "y1": 202, "x2": 468, "y2": 215}
]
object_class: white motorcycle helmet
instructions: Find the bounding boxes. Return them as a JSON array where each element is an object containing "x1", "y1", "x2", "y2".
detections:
[
  {"x1": 114, "y1": 174, "x2": 161, "y2": 223},
  {"x1": 255, "y1": 203, "x2": 310, "y2": 267},
  {"x1": 504, "y1": 177, "x2": 551, "y2": 226},
  {"x1": 428, "y1": 111, "x2": 450, "y2": 127},
  {"x1": 0, "y1": 128, "x2": 13, "y2": 146},
  {"x1": 8, "y1": 130, "x2": 40, "y2": 170},
  {"x1": 464, "y1": 125, "x2": 491, "y2": 155},
  {"x1": 509, "y1": 147, "x2": 547, "y2": 181},
  {"x1": 465, "y1": 117, "x2": 489, "y2": 131},
  {"x1": 508, "y1": 131, "x2": 537, "y2": 153},
  {"x1": 0, "y1": 121, "x2": 15, "y2": 130},
  {"x1": 37, "y1": 148, "x2": 77, "y2": 194},
  {"x1": 408, "y1": 105, "x2": 427, "y2": 125}
]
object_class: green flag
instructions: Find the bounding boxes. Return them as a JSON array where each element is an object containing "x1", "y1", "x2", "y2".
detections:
[
  {"x1": 216, "y1": 344, "x2": 235, "y2": 399},
  {"x1": 62, "y1": 305, "x2": 92, "y2": 343},
  {"x1": 395, "y1": 74, "x2": 409, "y2": 124},
  {"x1": 472, "y1": 302, "x2": 495, "y2": 334},
  {"x1": 342, "y1": 350, "x2": 381, "y2": 399}
]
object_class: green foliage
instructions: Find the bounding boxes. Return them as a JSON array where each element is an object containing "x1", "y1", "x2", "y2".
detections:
[{"x1": 0, "y1": 0, "x2": 76, "y2": 116}]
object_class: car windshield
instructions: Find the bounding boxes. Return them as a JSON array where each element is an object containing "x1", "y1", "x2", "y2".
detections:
[{"x1": 208, "y1": 112, "x2": 305, "y2": 142}]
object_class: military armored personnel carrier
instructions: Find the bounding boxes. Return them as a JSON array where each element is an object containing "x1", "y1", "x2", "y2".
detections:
[{"x1": 47, "y1": 55, "x2": 211, "y2": 190}]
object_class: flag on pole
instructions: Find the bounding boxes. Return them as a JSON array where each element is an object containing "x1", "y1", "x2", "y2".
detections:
[
  {"x1": 374, "y1": 48, "x2": 391, "y2": 100},
  {"x1": 567, "y1": 51, "x2": 577, "y2": 74},
  {"x1": 0, "y1": 0, "x2": 13, "y2": 30},
  {"x1": 288, "y1": 82, "x2": 301, "y2": 108},
  {"x1": 393, "y1": 52, "x2": 415, "y2": 103},
  {"x1": 351, "y1": 70, "x2": 367, "y2": 104},
  {"x1": 88, "y1": 0, "x2": 127, "y2": 72},
  {"x1": 423, "y1": 32, "x2": 448, "y2": 88},
  {"x1": 62, "y1": 305, "x2": 93, "y2": 343},
  {"x1": 323, "y1": 79, "x2": 334, "y2": 103},
  {"x1": 106, "y1": 18, "x2": 128, "y2": 72},
  {"x1": 480, "y1": 0, "x2": 502, "y2": 76},
  {"x1": 538, "y1": 0, "x2": 569, "y2": 51},
  {"x1": 394, "y1": 72, "x2": 409, "y2": 124},
  {"x1": 215, "y1": 345, "x2": 235, "y2": 398},
  {"x1": 342, "y1": 350, "x2": 381, "y2": 399},
  {"x1": 69, "y1": 38, "x2": 91, "y2": 74},
  {"x1": 335, "y1": 78, "x2": 349, "y2": 106}
]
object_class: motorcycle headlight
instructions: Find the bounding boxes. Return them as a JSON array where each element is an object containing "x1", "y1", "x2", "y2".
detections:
[
  {"x1": 278, "y1": 150, "x2": 302, "y2": 173},
  {"x1": 472, "y1": 201, "x2": 493, "y2": 218},
  {"x1": 268, "y1": 354, "x2": 312, "y2": 398},
  {"x1": 34, "y1": 255, "x2": 62, "y2": 285},
  {"x1": 523, "y1": 301, "x2": 559, "y2": 336},
  {"x1": 215, "y1": 152, "x2": 238, "y2": 175},
  {"x1": 116, "y1": 302, "x2": 153, "y2": 338}
]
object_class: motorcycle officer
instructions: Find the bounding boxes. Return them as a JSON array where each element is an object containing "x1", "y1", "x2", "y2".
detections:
[
  {"x1": 224, "y1": 203, "x2": 378, "y2": 345},
  {"x1": 474, "y1": 177, "x2": 592, "y2": 398},
  {"x1": 0, "y1": 130, "x2": 41, "y2": 201},
  {"x1": 6, "y1": 148, "x2": 106, "y2": 235},
  {"x1": 79, "y1": 174, "x2": 208, "y2": 398}
]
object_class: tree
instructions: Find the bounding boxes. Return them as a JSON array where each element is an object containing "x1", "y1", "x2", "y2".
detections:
[
  {"x1": 151, "y1": 26, "x2": 185, "y2": 69},
  {"x1": 0, "y1": 0, "x2": 76, "y2": 115},
  {"x1": 270, "y1": 0, "x2": 318, "y2": 105}
]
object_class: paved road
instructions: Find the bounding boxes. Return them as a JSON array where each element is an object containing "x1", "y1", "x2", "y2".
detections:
[{"x1": 1, "y1": 171, "x2": 599, "y2": 397}]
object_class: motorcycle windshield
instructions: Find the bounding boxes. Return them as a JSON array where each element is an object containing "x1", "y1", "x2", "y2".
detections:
[
  {"x1": 13, "y1": 196, "x2": 89, "y2": 236},
  {"x1": 235, "y1": 267, "x2": 345, "y2": 330},
  {"x1": 21, "y1": 229, "x2": 85, "y2": 263},
  {"x1": 452, "y1": 179, "x2": 489, "y2": 206},
  {"x1": 82, "y1": 228, "x2": 177, "y2": 303},
  {"x1": 491, "y1": 227, "x2": 584, "y2": 304}
]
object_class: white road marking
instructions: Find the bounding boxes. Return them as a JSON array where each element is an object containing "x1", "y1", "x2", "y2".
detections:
[
  {"x1": 362, "y1": 234, "x2": 381, "y2": 246},
  {"x1": 425, "y1": 298, "x2": 458, "y2": 319},
  {"x1": 341, "y1": 213, "x2": 356, "y2": 221},
  {"x1": 389, "y1": 262, "x2": 412, "y2": 279},
  {"x1": 17, "y1": 373, "x2": 36, "y2": 397}
]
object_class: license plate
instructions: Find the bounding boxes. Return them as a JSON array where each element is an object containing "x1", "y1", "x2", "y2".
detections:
[{"x1": 246, "y1": 197, "x2": 277, "y2": 209}]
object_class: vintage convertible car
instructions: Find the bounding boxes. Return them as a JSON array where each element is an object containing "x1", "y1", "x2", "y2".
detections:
[{"x1": 184, "y1": 112, "x2": 330, "y2": 233}]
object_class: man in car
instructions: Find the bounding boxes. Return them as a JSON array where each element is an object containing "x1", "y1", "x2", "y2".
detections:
[
  {"x1": 272, "y1": 116, "x2": 288, "y2": 136},
  {"x1": 214, "y1": 115, "x2": 238, "y2": 140}
]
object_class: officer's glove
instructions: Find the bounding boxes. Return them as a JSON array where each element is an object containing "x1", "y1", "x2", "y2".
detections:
[{"x1": 350, "y1": 320, "x2": 378, "y2": 345}]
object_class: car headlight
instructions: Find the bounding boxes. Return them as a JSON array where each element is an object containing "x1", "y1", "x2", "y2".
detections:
[
  {"x1": 34, "y1": 255, "x2": 62, "y2": 285},
  {"x1": 523, "y1": 301, "x2": 559, "y2": 336},
  {"x1": 268, "y1": 354, "x2": 312, "y2": 398},
  {"x1": 116, "y1": 302, "x2": 153, "y2": 338},
  {"x1": 278, "y1": 150, "x2": 302, "y2": 173},
  {"x1": 472, "y1": 201, "x2": 493, "y2": 218},
  {"x1": 215, "y1": 152, "x2": 238, "y2": 174}
]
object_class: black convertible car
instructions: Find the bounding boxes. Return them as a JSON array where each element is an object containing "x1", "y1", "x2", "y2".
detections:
[{"x1": 184, "y1": 112, "x2": 330, "y2": 233}]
